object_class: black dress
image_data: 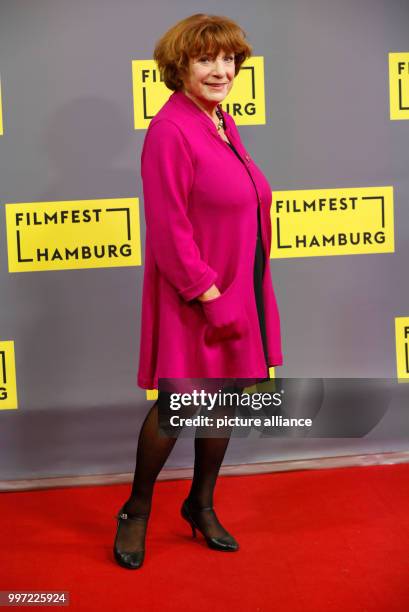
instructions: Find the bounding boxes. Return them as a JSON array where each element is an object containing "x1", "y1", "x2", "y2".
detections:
[{"x1": 225, "y1": 140, "x2": 270, "y2": 379}]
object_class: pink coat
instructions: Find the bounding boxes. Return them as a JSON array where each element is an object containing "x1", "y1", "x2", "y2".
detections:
[{"x1": 137, "y1": 90, "x2": 283, "y2": 390}]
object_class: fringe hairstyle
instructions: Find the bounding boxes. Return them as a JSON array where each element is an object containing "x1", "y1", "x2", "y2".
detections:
[{"x1": 153, "y1": 13, "x2": 253, "y2": 91}]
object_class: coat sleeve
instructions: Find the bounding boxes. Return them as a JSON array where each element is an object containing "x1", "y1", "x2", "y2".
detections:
[{"x1": 141, "y1": 119, "x2": 218, "y2": 302}]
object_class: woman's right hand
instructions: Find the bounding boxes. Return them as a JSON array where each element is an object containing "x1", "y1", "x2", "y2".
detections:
[
  {"x1": 198, "y1": 283, "x2": 249, "y2": 344},
  {"x1": 197, "y1": 284, "x2": 221, "y2": 302}
]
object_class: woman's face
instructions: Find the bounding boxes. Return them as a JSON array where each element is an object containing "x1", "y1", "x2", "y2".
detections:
[{"x1": 181, "y1": 49, "x2": 235, "y2": 105}]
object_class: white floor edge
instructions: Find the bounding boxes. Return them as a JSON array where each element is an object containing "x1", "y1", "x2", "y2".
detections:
[{"x1": 1, "y1": 450, "x2": 409, "y2": 492}]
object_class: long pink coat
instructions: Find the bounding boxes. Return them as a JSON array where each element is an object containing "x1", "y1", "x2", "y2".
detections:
[{"x1": 137, "y1": 90, "x2": 283, "y2": 390}]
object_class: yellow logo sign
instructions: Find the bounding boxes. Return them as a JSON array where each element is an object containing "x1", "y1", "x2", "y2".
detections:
[
  {"x1": 146, "y1": 388, "x2": 158, "y2": 400},
  {"x1": 5, "y1": 198, "x2": 142, "y2": 272},
  {"x1": 145, "y1": 367, "x2": 275, "y2": 397},
  {"x1": 389, "y1": 52, "x2": 409, "y2": 120},
  {"x1": 395, "y1": 317, "x2": 409, "y2": 381},
  {"x1": 0, "y1": 341, "x2": 18, "y2": 410},
  {"x1": 271, "y1": 186, "x2": 394, "y2": 258},
  {"x1": 132, "y1": 56, "x2": 266, "y2": 129}
]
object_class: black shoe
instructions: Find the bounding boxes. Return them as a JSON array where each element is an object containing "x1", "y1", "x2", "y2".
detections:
[
  {"x1": 180, "y1": 498, "x2": 239, "y2": 552},
  {"x1": 113, "y1": 503, "x2": 149, "y2": 569}
]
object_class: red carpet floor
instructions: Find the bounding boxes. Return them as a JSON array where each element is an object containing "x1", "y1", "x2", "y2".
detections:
[{"x1": 1, "y1": 463, "x2": 408, "y2": 612}]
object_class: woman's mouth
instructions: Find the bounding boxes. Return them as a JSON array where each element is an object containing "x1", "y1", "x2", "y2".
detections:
[{"x1": 205, "y1": 83, "x2": 227, "y2": 89}]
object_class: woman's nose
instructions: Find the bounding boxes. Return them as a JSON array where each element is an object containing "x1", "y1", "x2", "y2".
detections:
[{"x1": 211, "y1": 61, "x2": 226, "y2": 75}]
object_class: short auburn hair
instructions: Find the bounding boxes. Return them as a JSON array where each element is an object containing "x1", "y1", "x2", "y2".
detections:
[{"x1": 153, "y1": 13, "x2": 253, "y2": 91}]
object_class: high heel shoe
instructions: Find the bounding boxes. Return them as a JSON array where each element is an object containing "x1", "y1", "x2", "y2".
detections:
[
  {"x1": 113, "y1": 503, "x2": 149, "y2": 569},
  {"x1": 180, "y1": 498, "x2": 239, "y2": 552}
]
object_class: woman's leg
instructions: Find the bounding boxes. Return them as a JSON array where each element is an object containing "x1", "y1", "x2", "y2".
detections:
[
  {"x1": 115, "y1": 391, "x2": 187, "y2": 553},
  {"x1": 185, "y1": 383, "x2": 243, "y2": 539}
]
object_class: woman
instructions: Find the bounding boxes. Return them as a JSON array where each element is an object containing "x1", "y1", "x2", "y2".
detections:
[{"x1": 113, "y1": 13, "x2": 283, "y2": 569}]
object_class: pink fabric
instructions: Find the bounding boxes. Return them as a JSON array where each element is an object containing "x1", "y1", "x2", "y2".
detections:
[{"x1": 137, "y1": 90, "x2": 283, "y2": 390}]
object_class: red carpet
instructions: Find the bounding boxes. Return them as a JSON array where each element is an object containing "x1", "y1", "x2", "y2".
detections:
[{"x1": 1, "y1": 463, "x2": 408, "y2": 611}]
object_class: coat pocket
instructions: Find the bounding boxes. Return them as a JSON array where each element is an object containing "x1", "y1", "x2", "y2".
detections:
[{"x1": 201, "y1": 283, "x2": 248, "y2": 344}]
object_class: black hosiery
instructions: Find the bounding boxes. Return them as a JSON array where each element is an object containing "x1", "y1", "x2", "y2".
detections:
[
  {"x1": 186, "y1": 383, "x2": 244, "y2": 540},
  {"x1": 117, "y1": 383, "x2": 244, "y2": 552},
  {"x1": 116, "y1": 391, "x2": 186, "y2": 553}
]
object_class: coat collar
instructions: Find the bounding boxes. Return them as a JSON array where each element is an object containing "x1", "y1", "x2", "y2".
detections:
[{"x1": 169, "y1": 89, "x2": 232, "y2": 141}]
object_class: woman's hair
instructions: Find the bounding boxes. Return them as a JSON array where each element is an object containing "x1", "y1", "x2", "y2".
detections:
[{"x1": 153, "y1": 14, "x2": 253, "y2": 91}]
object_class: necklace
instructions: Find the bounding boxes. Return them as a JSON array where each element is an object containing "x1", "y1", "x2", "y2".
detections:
[{"x1": 215, "y1": 106, "x2": 225, "y2": 131}]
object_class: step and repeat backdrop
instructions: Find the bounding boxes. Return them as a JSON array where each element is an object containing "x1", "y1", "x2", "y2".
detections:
[{"x1": 0, "y1": 0, "x2": 408, "y2": 482}]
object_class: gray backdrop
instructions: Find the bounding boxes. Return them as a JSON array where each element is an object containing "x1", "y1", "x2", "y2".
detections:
[{"x1": 0, "y1": 0, "x2": 408, "y2": 484}]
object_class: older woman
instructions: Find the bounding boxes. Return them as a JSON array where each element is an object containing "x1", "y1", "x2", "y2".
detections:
[{"x1": 113, "y1": 13, "x2": 283, "y2": 569}]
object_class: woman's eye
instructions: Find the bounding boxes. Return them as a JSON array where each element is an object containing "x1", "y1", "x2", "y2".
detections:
[{"x1": 198, "y1": 56, "x2": 234, "y2": 63}]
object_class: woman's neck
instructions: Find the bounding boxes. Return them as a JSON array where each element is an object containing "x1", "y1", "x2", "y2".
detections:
[{"x1": 181, "y1": 89, "x2": 219, "y2": 122}]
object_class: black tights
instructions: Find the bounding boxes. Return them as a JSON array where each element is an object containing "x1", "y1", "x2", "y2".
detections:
[{"x1": 115, "y1": 383, "x2": 244, "y2": 551}]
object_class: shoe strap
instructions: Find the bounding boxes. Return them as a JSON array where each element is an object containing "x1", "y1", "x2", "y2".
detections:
[
  {"x1": 119, "y1": 512, "x2": 149, "y2": 521},
  {"x1": 116, "y1": 507, "x2": 150, "y2": 521}
]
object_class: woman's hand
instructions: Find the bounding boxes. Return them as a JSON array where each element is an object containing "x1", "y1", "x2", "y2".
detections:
[
  {"x1": 197, "y1": 284, "x2": 221, "y2": 302},
  {"x1": 198, "y1": 282, "x2": 249, "y2": 343}
]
